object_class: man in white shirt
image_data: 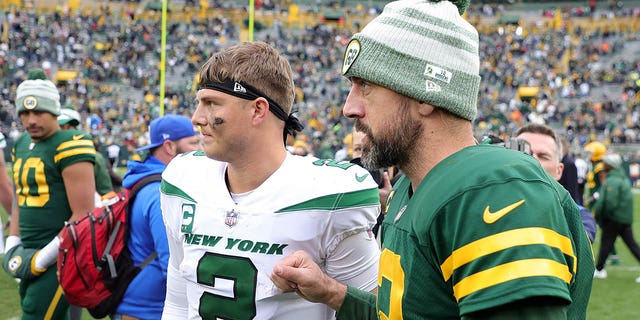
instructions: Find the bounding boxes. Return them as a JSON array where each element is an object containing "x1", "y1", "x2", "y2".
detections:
[{"x1": 160, "y1": 42, "x2": 380, "y2": 320}]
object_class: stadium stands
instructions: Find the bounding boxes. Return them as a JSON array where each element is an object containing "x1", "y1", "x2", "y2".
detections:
[{"x1": 1, "y1": 0, "x2": 639, "y2": 162}]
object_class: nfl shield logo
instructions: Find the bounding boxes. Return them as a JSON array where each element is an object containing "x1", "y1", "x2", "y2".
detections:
[{"x1": 225, "y1": 209, "x2": 238, "y2": 227}]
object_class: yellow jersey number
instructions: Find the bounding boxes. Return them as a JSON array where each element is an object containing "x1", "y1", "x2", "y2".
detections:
[
  {"x1": 13, "y1": 157, "x2": 50, "y2": 207},
  {"x1": 378, "y1": 248, "x2": 405, "y2": 320}
]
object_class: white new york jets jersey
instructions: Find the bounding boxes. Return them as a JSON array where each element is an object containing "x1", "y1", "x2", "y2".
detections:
[{"x1": 160, "y1": 151, "x2": 381, "y2": 320}]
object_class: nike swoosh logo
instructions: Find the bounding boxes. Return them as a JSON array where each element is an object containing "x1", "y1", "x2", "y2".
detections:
[
  {"x1": 483, "y1": 199, "x2": 525, "y2": 224},
  {"x1": 72, "y1": 134, "x2": 85, "y2": 140},
  {"x1": 355, "y1": 173, "x2": 369, "y2": 183}
]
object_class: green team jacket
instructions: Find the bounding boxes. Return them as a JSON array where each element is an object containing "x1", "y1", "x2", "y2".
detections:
[
  {"x1": 592, "y1": 167, "x2": 634, "y2": 224},
  {"x1": 338, "y1": 144, "x2": 594, "y2": 320},
  {"x1": 12, "y1": 130, "x2": 95, "y2": 248}
]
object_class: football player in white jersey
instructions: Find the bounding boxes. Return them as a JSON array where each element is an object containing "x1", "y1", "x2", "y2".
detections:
[{"x1": 160, "y1": 41, "x2": 381, "y2": 320}]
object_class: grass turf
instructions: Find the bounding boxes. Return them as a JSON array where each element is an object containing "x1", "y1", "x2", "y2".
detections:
[{"x1": 1, "y1": 192, "x2": 640, "y2": 318}]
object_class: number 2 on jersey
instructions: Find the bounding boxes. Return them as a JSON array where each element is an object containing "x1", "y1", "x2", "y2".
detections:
[
  {"x1": 378, "y1": 248, "x2": 406, "y2": 320},
  {"x1": 197, "y1": 252, "x2": 258, "y2": 319}
]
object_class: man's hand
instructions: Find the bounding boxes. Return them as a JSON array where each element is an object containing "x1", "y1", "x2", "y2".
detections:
[
  {"x1": 271, "y1": 250, "x2": 347, "y2": 311},
  {"x1": 379, "y1": 171, "x2": 392, "y2": 210}
]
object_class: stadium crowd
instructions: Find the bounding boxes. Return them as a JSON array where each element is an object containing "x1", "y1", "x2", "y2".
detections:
[
  {"x1": 1, "y1": 1, "x2": 640, "y2": 319},
  {"x1": 0, "y1": 0, "x2": 639, "y2": 164}
]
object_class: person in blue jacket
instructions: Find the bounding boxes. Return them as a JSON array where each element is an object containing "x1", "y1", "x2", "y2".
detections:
[{"x1": 114, "y1": 115, "x2": 202, "y2": 319}]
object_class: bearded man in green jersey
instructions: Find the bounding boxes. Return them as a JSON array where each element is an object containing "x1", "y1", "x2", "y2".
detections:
[
  {"x1": 3, "y1": 70, "x2": 96, "y2": 319},
  {"x1": 271, "y1": 1, "x2": 595, "y2": 319}
]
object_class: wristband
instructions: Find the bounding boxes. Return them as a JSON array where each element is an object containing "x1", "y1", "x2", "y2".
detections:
[
  {"x1": 4, "y1": 235, "x2": 21, "y2": 254},
  {"x1": 34, "y1": 236, "x2": 60, "y2": 270}
]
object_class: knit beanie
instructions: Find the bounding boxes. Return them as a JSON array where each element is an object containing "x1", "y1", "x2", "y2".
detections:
[
  {"x1": 602, "y1": 153, "x2": 622, "y2": 169},
  {"x1": 341, "y1": 0, "x2": 480, "y2": 120},
  {"x1": 15, "y1": 79, "x2": 61, "y2": 116},
  {"x1": 28, "y1": 68, "x2": 48, "y2": 80},
  {"x1": 58, "y1": 105, "x2": 81, "y2": 126}
]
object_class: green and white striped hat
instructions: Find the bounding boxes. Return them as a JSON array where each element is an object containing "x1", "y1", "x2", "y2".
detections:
[
  {"x1": 341, "y1": 0, "x2": 480, "y2": 121},
  {"x1": 15, "y1": 79, "x2": 61, "y2": 116}
]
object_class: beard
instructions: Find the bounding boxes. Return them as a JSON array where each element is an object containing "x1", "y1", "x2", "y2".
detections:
[{"x1": 356, "y1": 100, "x2": 422, "y2": 170}]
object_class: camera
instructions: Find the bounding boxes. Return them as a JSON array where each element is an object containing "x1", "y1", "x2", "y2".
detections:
[{"x1": 504, "y1": 138, "x2": 532, "y2": 155}]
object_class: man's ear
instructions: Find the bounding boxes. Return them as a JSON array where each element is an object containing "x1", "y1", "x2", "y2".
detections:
[
  {"x1": 417, "y1": 101, "x2": 435, "y2": 117},
  {"x1": 555, "y1": 162, "x2": 564, "y2": 181},
  {"x1": 162, "y1": 140, "x2": 177, "y2": 157},
  {"x1": 252, "y1": 97, "x2": 270, "y2": 124}
]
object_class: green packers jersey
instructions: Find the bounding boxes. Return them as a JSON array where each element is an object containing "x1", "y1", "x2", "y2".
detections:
[
  {"x1": 586, "y1": 161, "x2": 603, "y2": 193},
  {"x1": 11, "y1": 130, "x2": 95, "y2": 248},
  {"x1": 94, "y1": 152, "x2": 113, "y2": 195},
  {"x1": 378, "y1": 145, "x2": 594, "y2": 319},
  {"x1": 585, "y1": 161, "x2": 604, "y2": 209}
]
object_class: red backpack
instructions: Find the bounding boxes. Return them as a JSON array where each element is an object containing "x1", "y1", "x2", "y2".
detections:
[{"x1": 57, "y1": 174, "x2": 161, "y2": 319}]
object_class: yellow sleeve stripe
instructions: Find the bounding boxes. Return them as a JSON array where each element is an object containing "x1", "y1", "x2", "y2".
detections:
[
  {"x1": 54, "y1": 147, "x2": 96, "y2": 163},
  {"x1": 30, "y1": 250, "x2": 46, "y2": 276},
  {"x1": 453, "y1": 258, "x2": 572, "y2": 301},
  {"x1": 440, "y1": 227, "x2": 576, "y2": 281},
  {"x1": 57, "y1": 139, "x2": 94, "y2": 151}
]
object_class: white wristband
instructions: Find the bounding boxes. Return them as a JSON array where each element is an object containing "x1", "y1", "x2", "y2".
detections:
[
  {"x1": 4, "y1": 235, "x2": 21, "y2": 254},
  {"x1": 34, "y1": 237, "x2": 61, "y2": 270}
]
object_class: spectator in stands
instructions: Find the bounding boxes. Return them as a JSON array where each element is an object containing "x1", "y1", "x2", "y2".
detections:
[{"x1": 291, "y1": 140, "x2": 311, "y2": 156}]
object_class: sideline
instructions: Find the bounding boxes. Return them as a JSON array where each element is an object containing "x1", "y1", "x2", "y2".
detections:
[{"x1": 606, "y1": 265, "x2": 640, "y2": 272}]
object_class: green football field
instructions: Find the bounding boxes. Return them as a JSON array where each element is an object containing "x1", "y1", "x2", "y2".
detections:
[{"x1": 1, "y1": 193, "x2": 640, "y2": 319}]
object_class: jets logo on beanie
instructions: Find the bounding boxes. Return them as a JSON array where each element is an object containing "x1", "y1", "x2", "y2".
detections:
[
  {"x1": 341, "y1": 0, "x2": 480, "y2": 121},
  {"x1": 15, "y1": 79, "x2": 61, "y2": 116}
]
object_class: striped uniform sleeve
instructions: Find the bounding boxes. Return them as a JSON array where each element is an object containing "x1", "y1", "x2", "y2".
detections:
[
  {"x1": 54, "y1": 134, "x2": 96, "y2": 169},
  {"x1": 432, "y1": 179, "x2": 576, "y2": 315}
]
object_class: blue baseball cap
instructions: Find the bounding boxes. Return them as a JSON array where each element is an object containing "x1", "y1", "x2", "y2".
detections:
[{"x1": 136, "y1": 115, "x2": 199, "y2": 152}]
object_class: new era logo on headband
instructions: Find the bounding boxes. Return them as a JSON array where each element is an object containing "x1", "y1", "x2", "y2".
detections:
[
  {"x1": 425, "y1": 80, "x2": 441, "y2": 92},
  {"x1": 234, "y1": 82, "x2": 247, "y2": 93}
]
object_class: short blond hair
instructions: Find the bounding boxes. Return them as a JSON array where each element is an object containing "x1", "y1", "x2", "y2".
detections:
[{"x1": 199, "y1": 42, "x2": 295, "y2": 115}]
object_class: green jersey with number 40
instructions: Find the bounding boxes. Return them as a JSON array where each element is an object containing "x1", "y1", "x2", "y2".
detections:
[
  {"x1": 378, "y1": 145, "x2": 594, "y2": 319},
  {"x1": 11, "y1": 130, "x2": 95, "y2": 248}
]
